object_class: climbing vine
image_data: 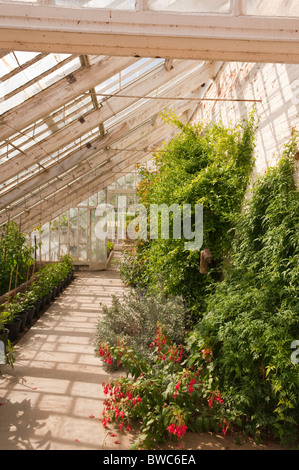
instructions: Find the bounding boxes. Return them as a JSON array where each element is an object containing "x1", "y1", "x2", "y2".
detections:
[{"x1": 119, "y1": 111, "x2": 257, "y2": 320}]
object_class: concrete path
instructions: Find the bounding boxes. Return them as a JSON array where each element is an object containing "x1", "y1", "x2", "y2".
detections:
[
  {"x1": 0, "y1": 266, "x2": 283, "y2": 451},
  {"x1": 0, "y1": 267, "x2": 132, "y2": 450}
]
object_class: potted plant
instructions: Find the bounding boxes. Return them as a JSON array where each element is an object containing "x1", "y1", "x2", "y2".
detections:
[{"x1": 1, "y1": 307, "x2": 22, "y2": 342}]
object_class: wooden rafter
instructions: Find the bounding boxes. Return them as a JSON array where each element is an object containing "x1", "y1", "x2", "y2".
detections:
[
  {"x1": 0, "y1": 60, "x2": 214, "y2": 186},
  {"x1": 0, "y1": 55, "x2": 137, "y2": 142}
]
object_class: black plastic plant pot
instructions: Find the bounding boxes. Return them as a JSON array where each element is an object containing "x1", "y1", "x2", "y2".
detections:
[
  {"x1": 0, "y1": 328, "x2": 9, "y2": 349},
  {"x1": 18, "y1": 311, "x2": 28, "y2": 333},
  {"x1": 5, "y1": 318, "x2": 22, "y2": 342},
  {"x1": 51, "y1": 287, "x2": 57, "y2": 301},
  {"x1": 34, "y1": 300, "x2": 42, "y2": 316},
  {"x1": 26, "y1": 307, "x2": 35, "y2": 326}
]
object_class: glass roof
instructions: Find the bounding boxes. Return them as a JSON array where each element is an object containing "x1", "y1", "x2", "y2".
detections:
[
  {"x1": 4, "y1": 0, "x2": 299, "y2": 16},
  {"x1": 0, "y1": 50, "x2": 206, "y2": 229}
]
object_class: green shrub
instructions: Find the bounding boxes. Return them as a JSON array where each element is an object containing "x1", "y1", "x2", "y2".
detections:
[
  {"x1": 95, "y1": 288, "x2": 187, "y2": 367},
  {"x1": 119, "y1": 112, "x2": 256, "y2": 320},
  {"x1": 0, "y1": 221, "x2": 39, "y2": 296},
  {"x1": 187, "y1": 139, "x2": 299, "y2": 445},
  {"x1": 100, "y1": 323, "x2": 229, "y2": 450}
]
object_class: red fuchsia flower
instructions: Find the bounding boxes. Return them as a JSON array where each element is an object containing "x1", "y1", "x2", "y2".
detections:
[
  {"x1": 175, "y1": 383, "x2": 180, "y2": 391},
  {"x1": 167, "y1": 424, "x2": 175, "y2": 434},
  {"x1": 173, "y1": 392, "x2": 177, "y2": 399},
  {"x1": 102, "y1": 418, "x2": 107, "y2": 427},
  {"x1": 126, "y1": 425, "x2": 131, "y2": 432},
  {"x1": 137, "y1": 395, "x2": 142, "y2": 404},
  {"x1": 167, "y1": 424, "x2": 188, "y2": 438},
  {"x1": 208, "y1": 393, "x2": 224, "y2": 408},
  {"x1": 120, "y1": 423, "x2": 124, "y2": 431}
]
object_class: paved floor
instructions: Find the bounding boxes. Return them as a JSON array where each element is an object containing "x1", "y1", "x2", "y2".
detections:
[
  {"x1": 0, "y1": 266, "x2": 283, "y2": 451},
  {"x1": 0, "y1": 267, "x2": 133, "y2": 450}
]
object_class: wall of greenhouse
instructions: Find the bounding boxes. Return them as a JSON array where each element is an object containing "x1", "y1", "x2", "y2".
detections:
[
  {"x1": 28, "y1": 165, "x2": 153, "y2": 269},
  {"x1": 193, "y1": 61, "x2": 299, "y2": 182}
]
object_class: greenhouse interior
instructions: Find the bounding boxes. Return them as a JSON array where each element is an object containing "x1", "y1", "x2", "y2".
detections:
[{"x1": 0, "y1": 0, "x2": 298, "y2": 453}]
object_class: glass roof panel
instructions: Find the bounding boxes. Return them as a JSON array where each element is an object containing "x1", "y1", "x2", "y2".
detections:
[
  {"x1": 49, "y1": 0, "x2": 135, "y2": 9},
  {"x1": 148, "y1": 0, "x2": 230, "y2": 13},
  {"x1": 243, "y1": 0, "x2": 299, "y2": 17},
  {"x1": 0, "y1": 52, "x2": 80, "y2": 114}
]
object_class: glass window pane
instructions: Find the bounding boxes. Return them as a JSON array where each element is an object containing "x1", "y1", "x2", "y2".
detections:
[
  {"x1": 126, "y1": 173, "x2": 135, "y2": 189},
  {"x1": 89, "y1": 194, "x2": 98, "y2": 206},
  {"x1": 49, "y1": 0, "x2": 135, "y2": 9},
  {"x1": 78, "y1": 198, "x2": 89, "y2": 206},
  {"x1": 50, "y1": 218, "x2": 59, "y2": 261},
  {"x1": 148, "y1": 0, "x2": 230, "y2": 13},
  {"x1": 79, "y1": 245, "x2": 88, "y2": 261},
  {"x1": 69, "y1": 208, "x2": 78, "y2": 259},
  {"x1": 90, "y1": 209, "x2": 106, "y2": 264},
  {"x1": 78, "y1": 208, "x2": 88, "y2": 244},
  {"x1": 40, "y1": 223, "x2": 50, "y2": 262},
  {"x1": 98, "y1": 190, "x2": 106, "y2": 204},
  {"x1": 243, "y1": 0, "x2": 299, "y2": 17},
  {"x1": 60, "y1": 244, "x2": 69, "y2": 257},
  {"x1": 60, "y1": 213, "x2": 69, "y2": 245},
  {"x1": 116, "y1": 176, "x2": 125, "y2": 189}
]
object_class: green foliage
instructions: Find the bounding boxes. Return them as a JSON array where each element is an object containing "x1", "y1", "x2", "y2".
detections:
[
  {"x1": 107, "y1": 241, "x2": 114, "y2": 256},
  {"x1": 95, "y1": 288, "x2": 187, "y2": 367},
  {"x1": 119, "y1": 112, "x2": 256, "y2": 319},
  {"x1": 0, "y1": 255, "x2": 74, "y2": 324},
  {"x1": 187, "y1": 140, "x2": 299, "y2": 445},
  {"x1": 28, "y1": 255, "x2": 73, "y2": 300},
  {"x1": 0, "y1": 221, "x2": 39, "y2": 296},
  {"x1": 100, "y1": 324, "x2": 230, "y2": 450}
]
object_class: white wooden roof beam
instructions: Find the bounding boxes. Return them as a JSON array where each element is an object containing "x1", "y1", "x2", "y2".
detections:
[
  {"x1": 0, "y1": 60, "x2": 214, "y2": 186},
  {"x1": 20, "y1": 130, "x2": 175, "y2": 233},
  {"x1": 0, "y1": 3, "x2": 299, "y2": 63},
  {"x1": 0, "y1": 55, "x2": 137, "y2": 142},
  {"x1": 0, "y1": 119, "x2": 166, "y2": 223}
]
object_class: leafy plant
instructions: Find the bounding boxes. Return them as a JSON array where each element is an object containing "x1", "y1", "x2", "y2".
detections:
[
  {"x1": 119, "y1": 112, "x2": 256, "y2": 320},
  {"x1": 100, "y1": 323, "x2": 230, "y2": 450},
  {"x1": 187, "y1": 138, "x2": 299, "y2": 445},
  {"x1": 95, "y1": 288, "x2": 187, "y2": 368},
  {"x1": 0, "y1": 221, "x2": 39, "y2": 296}
]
